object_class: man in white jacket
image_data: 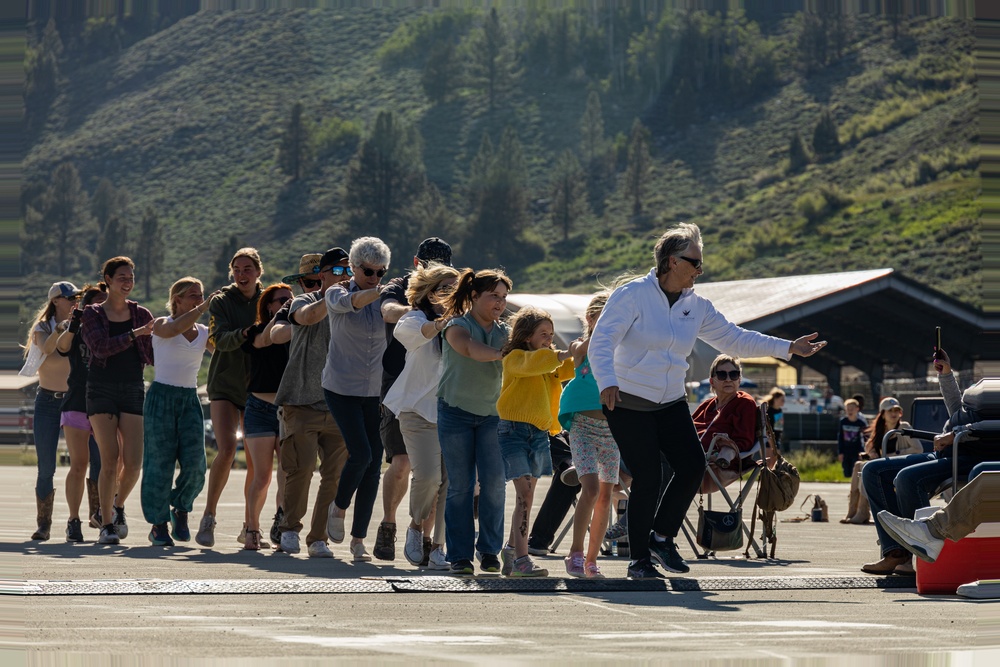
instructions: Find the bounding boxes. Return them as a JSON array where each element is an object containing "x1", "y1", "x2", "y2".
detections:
[{"x1": 588, "y1": 222, "x2": 825, "y2": 579}]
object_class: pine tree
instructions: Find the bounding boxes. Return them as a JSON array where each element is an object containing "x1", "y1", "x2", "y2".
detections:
[
  {"x1": 96, "y1": 215, "x2": 130, "y2": 270},
  {"x1": 551, "y1": 150, "x2": 588, "y2": 242},
  {"x1": 579, "y1": 90, "x2": 606, "y2": 167},
  {"x1": 42, "y1": 163, "x2": 94, "y2": 276},
  {"x1": 787, "y1": 131, "x2": 811, "y2": 173},
  {"x1": 343, "y1": 110, "x2": 428, "y2": 252},
  {"x1": 277, "y1": 102, "x2": 312, "y2": 181},
  {"x1": 136, "y1": 207, "x2": 164, "y2": 301},
  {"x1": 468, "y1": 126, "x2": 529, "y2": 264},
  {"x1": 624, "y1": 119, "x2": 651, "y2": 218},
  {"x1": 812, "y1": 109, "x2": 840, "y2": 156},
  {"x1": 465, "y1": 8, "x2": 519, "y2": 111},
  {"x1": 421, "y1": 41, "x2": 459, "y2": 104},
  {"x1": 91, "y1": 178, "x2": 128, "y2": 236}
]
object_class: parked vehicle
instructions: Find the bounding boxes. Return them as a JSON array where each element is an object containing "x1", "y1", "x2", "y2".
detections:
[{"x1": 781, "y1": 384, "x2": 823, "y2": 414}]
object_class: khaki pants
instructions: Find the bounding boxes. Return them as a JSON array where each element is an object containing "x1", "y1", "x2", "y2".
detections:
[
  {"x1": 398, "y1": 411, "x2": 447, "y2": 545},
  {"x1": 278, "y1": 405, "x2": 348, "y2": 545},
  {"x1": 928, "y1": 471, "x2": 1000, "y2": 542}
]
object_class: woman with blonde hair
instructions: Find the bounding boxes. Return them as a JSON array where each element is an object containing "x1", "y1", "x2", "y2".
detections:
[
  {"x1": 141, "y1": 277, "x2": 215, "y2": 546},
  {"x1": 23, "y1": 280, "x2": 81, "y2": 540},
  {"x1": 197, "y1": 247, "x2": 263, "y2": 548},
  {"x1": 81, "y1": 257, "x2": 155, "y2": 544},
  {"x1": 382, "y1": 262, "x2": 460, "y2": 569}
]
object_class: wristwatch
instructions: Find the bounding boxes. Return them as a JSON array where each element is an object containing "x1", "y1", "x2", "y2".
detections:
[{"x1": 128, "y1": 329, "x2": 136, "y2": 342}]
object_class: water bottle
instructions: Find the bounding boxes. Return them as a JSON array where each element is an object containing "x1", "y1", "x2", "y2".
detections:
[{"x1": 611, "y1": 540, "x2": 618, "y2": 557}]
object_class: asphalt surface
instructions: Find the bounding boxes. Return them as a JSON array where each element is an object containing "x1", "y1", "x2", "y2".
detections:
[{"x1": 2, "y1": 465, "x2": 998, "y2": 664}]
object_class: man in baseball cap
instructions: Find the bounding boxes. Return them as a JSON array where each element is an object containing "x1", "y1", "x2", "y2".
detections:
[
  {"x1": 48, "y1": 281, "x2": 81, "y2": 301},
  {"x1": 415, "y1": 237, "x2": 452, "y2": 267}
]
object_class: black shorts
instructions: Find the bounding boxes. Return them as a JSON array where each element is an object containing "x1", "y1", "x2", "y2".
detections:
[
  {"x1": 87, "y1": 380, "x2": 145, "y2": 417},
  {"x1": 380, "y1": 404, "x2": 406, "y2": 462}
]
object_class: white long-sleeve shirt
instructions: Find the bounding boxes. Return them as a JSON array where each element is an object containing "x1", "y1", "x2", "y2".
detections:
[
  {"x1": 589, "y1": 269, "x2": 792, "y2": 405},
  {"x1": 382, "y1": 310, "x2": 442, "y2": 423}
]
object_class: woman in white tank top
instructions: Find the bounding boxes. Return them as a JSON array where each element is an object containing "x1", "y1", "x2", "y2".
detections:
[{"x1": 140, "y1": 277, "x2": 216, "y2": 546}]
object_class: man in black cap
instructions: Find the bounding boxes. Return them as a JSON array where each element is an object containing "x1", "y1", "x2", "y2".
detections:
[
  {"x1": 372, "y1": 237, "x2": 452, "y2": 562},
  {"x1": 270, "y1": 248, "x2": 352, "y2": 557}
]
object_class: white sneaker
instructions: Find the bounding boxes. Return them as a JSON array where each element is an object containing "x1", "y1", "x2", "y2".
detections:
[
  {"x1": 877, "y1": 511, "x2": 944, "y2": 562},
  {"x1": 195, "y1": 514, "x2": 216, "y2": 548},
  {"x1": 308, "y1": 541, "x2": 333, "y2": 558},
  {"x1": 351, "y1": 542, "x2": 372, "y2": 562},
  {"x1": 280, "y1": 530, "x2": 301, "y2": 554},
  {"x1": 403, "y1": 526, "x2": 424, "y2": 566},
  {"x1": 327, "y1": 504, "x2": 346, "y2": 544},
  {"x1": 427, "y1": 546, "x2": 449, "y2": 570}
]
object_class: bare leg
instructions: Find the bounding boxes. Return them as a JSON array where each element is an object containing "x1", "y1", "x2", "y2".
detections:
[
  {"x1": 204, "y1": 400, "x2": 240, "y2": 519},
  {"x1": 90, "y1": 414, "x2": 121, "y2": 525},
  {"x1": 509, "y1": 476, "x2": 537, "y2": 558},
  {"x1": 380, "y1": 454, "x2": 410, "y2": 526},
  {"x1": 585, "y1": 482, "x2": 615, "y2": 565},
  {"x1": 63, "y1": 425, "x2": 91, "y2": 520},
  {"x1": 115, "y1": 413, "x2": 144, "y2": 506},
  {"x1": 570, "y1": 473, "x2": 599, "y2": 554},
  {"x1": 245, "y1": 436, "x2": 276, "y2": 532}
]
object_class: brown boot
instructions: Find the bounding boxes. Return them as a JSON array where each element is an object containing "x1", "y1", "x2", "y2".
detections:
[
  {"x1": 86, "y1": 479, "x2": 101, "y2": 529},
  {"x1": 31, "y1": 490, "x2": 55, "y2": 541},
  {"x1": 840, "y1": 488, "x2": 859, "y2": 523},
  {"x1": 849, "y1": 492, "x2": 871, "y2": 524},
  {"x1": 862, "y1": 548, "x2": 910, "y2": 575}
]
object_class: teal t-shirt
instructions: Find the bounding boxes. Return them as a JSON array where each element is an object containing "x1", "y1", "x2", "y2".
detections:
[
  {"x1": 558, "y1": 354, "x2": 602, "y2": 430},
  {"x1": 438, "y1": 312, "x2": 509, "y2": 416}
]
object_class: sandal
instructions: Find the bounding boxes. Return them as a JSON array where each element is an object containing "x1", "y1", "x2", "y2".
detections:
[{"x1": 244, "y1": 529, "x2": 261, "y2": 551}]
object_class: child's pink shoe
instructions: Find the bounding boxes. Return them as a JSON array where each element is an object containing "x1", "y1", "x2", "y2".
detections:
[
  {"x1": 564, "y1": 551, "x2": 585, "y2": 578},
  {"x1": 584, "y1": 561, "x2": 604, "y2": 579}
]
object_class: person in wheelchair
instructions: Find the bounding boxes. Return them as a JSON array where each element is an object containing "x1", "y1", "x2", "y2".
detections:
[
  {"x1": 861, "y1": 349, "x2": 998, "y2": 575},
  {"x1": 691, "y1": 355, "x2": 759, "y2": 480}
]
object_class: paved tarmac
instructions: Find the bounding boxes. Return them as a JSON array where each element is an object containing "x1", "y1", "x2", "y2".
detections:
[{"x1": 2, "y1": 464, "x2": 998, "y2": 664}]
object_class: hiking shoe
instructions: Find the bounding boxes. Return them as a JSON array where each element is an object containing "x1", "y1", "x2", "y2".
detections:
[
  {"x1": 170, "y1": 509, "x2": 190, "y2": 542},
  {"x1": 501, "y1": 545, "x2": 516, "y2": 576},
  {"x1": 374, "y1": 521, "x2": 396, "y2": 561},
  {"x1": 280, "y1": 530, "x2": 301, "y2": 554},
  {"x1": 148, "y1": 523, "x2": 175, "y2": 547},
  {"x1": 605, "y1": 514, "x2": 629, "y2": 541},
  {"x1": 584, "y1": 562, "x2": 605, "y2": 579},
  {"x1": 449, "y1": 559, "x2": 475, "y2": 576},
  {"x1": 269, "y1": 507, "x2": 284, "y2": 545},
  {"x1": 420, "y1": 536, "x2": 432, "y2": 566},
  {"x1": 427, "y1": 546, "x2": 449, "y2": 570},
  {"x1": 244, "y1": 529, "x2": 262, "y2": 551},
  {"x1": 648, "y1": 536, "x2": 689, "y2": 574},
  {"x1": 510, "y1": 555, "x2": 548, "y2": 578},
  {"x1": 479, "y1": 553, "x2": 502, "y2": 574},
  {"x1": 351, "y1": 542, "x2": 372, "y2": 563},
  {"x1": 112, "y1": 505, "x2": 128, "y2": 539},
  {"x1": 403, "y1": 526, "x2": 424, "y2": 566},
  {"x1": 308, "y1": 541, "x2": 333, "y2": 558},
  {"x1": 327, "y1": 505, "x2": 346, "y2": 544},
  {"x1": 627, "y1": 558, "x2": 665, "y2": 580},
  {"x1": 195, "y1": 514, "x2": 216, "y2": 547},
  {"x1": 877, "y1": 511, "x2": 944, "y2": 563},
  {"x1": 565, "y1": 551, "x2": 586, "y2": 578},
  {"x1": 98, "y1": 523, "x2": 120, "y2": 545},
  {"x1": 65, "y1": 518, "x2": 84, "y2": 543}
]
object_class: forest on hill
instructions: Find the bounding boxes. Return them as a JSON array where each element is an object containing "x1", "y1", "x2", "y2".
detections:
[{"x1": 20, "y1": 3, "x2": 979, "y2": 332}]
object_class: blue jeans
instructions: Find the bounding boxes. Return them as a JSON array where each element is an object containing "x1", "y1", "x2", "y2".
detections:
[
  {"x1": 437, "y1": 399, "x2": 505, "y2": 562},
  {"x1": 34, "y1": 390, "x2": 63, "y2": 500},
  {"x1": 862, "y1": 452, "x2": 984, "y2": 555},
  {"x1": 324, "y1": 390, "x2": 383, "y2": 540}
]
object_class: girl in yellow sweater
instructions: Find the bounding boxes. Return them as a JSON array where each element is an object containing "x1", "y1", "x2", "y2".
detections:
[{"x1": 497, "y1": 306, "x2": 575, "y2": 577}]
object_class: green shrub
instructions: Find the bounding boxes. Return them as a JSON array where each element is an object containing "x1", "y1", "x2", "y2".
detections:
[
  {"x1": 313, "y1": 116, "x2": 362, "y2": 161},
  {"x1": 376, "y1": 11, "x2": 475, "y2": 68},
  {"x1": 795, "y1": 191, "x2": 828, "y2": 222}
]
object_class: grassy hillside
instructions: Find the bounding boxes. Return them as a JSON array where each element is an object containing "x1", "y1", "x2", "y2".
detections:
[{"x1": 22, "y1": 9, "x2": 980, "y2": 322}]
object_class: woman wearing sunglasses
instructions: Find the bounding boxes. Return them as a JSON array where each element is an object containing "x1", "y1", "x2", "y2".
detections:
[
  {"x1": 141, "y1": 277, "x2": 215, "y2": 546},
  {"x1": 588, "y1": 222, "x2": 826, "y2": 579},
  {"x1": 692, "y1": 355, "x2": 758, "y2": 457},
  {"x1": 240, "y1": 283, "x2": 293, "y2": 550},
  {"x1": 323, "y1": 237, "x2": 391, "y2": 562}
]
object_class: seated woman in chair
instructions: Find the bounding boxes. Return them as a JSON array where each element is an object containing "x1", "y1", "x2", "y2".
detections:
[{"x1": 691, "y1": 355, "x2": 758, "y2": 477}]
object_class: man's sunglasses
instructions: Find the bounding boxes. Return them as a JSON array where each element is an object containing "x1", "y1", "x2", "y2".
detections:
[
  {"x1": 679, "y1": 256, "x2": 703, "y2": 270},
  {"x1": 300, "y1": 278, "x2": 321, "y2": 289},
  {"x1": 714, "y1": 370, "x2": 741, "y2": 381},
  {"x1": 321, "y1": 266, "x2": 353, "y2": 277},
  {"x1": 359, "y1": 266, "x2": 387, "y2": 278}
]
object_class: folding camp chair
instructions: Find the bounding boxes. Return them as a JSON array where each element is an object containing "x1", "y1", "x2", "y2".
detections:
[{"x1": 680, "y1": 402, "x2": 769, "y2": 559}]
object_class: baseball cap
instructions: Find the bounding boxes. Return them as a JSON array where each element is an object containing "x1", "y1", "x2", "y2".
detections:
[
  {"x1": 281, "y1": 253, "x2": 323, "y2": 283},
  {"x1": 416, "y1": 237, "x2": 452, "y2": 266},
  {"x1": 48, "y1": 281, "x2": 81, "y2": 301},
  {"x1": 878, "y1": 397, "x2": 902, "y2": 412},
  {"x1": 319, "y1": 247, "x2": 349, "y2": 270}
]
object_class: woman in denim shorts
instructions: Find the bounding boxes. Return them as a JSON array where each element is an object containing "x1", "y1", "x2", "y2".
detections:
[
  {"x1": 81, "y1": 257, "x2": 155, "y2": 545},
  {"x1": 241, "y1": 283, "x2": 292, "y2": 550}
]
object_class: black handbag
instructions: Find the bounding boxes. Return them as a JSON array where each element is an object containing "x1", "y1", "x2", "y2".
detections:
[{"x1": 696, "y1": 506, "x2": 744, "y2": 552}]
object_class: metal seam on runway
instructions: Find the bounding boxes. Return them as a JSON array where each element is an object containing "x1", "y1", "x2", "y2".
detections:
[{"x1": 5, "y1": 575, "x2": 917, "y2": 596}]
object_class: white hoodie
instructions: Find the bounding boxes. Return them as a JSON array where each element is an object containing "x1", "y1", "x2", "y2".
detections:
[{"x1": 589, "y1": 269, "x2": 791, "y2": 405}]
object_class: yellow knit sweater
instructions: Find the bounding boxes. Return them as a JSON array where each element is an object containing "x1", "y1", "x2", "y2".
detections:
[{"x1": 497, "y1": 348, "x2": 576, "y2": 434}]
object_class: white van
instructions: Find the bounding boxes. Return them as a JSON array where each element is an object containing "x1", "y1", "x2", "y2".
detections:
[{"x1": 781, "y1": 385, "x2": 823, "y2": 414}]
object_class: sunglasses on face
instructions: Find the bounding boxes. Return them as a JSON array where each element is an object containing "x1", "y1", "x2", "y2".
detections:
[
  {"x1": 322, "y1": 266, "x2": 353, "y2": 277},
  {"x1": 714, "y1": 370, "x2": 741, "y2": 381},
  {"x1": 359, "y1": 266, "x2": 387, "y2": 278},
  {"x1": 679, "y1": 256, "x2": 703, "y2": 270},
  {"x1": 273, "y1": 296, "x2": 291, "y2": 306},
  {"x1": 300, "y1": 278, "x2": 321, "y2": 289}
]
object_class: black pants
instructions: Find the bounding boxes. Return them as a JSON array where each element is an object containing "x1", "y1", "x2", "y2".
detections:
[
  {"x1": 604, "y1": 400, "x2": 703, "y2": 561},
  {"x1": 527, "y1": 431, "x2": 578, "y2": 550}
]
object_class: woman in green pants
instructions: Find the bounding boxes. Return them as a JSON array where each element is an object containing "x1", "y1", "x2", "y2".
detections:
[{"x1": 141, "y1": 277, "x2": 215, "y2": 546}]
